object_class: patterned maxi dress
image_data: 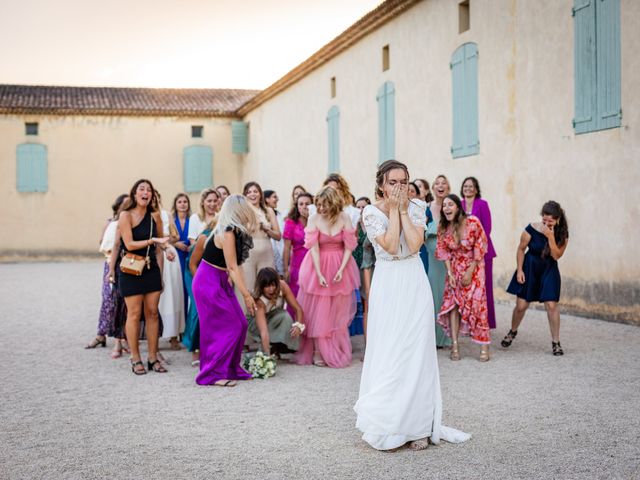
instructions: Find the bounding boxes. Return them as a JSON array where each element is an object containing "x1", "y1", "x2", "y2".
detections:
[{"x1": 436, "y1": 216, "x2": 490, "y2": 345}]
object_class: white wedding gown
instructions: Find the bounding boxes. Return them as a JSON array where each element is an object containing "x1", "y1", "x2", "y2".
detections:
[{"x1": 353, "y1": 203, "x2": 470, "y2": 450}]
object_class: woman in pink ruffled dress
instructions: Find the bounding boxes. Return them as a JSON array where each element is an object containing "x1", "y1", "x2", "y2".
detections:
[{"x1": 294, "y1": 186, "x2": 360, "y2": 368}]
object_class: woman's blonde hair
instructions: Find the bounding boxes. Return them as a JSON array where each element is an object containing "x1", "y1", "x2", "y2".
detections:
[
  {"x1": 211, "y1": 194, "x2": 258, "y2": 238},
  {"x1": 315, "y1": 186, "x2": 344, "y2": 225},
  {"x1": 198, "y1": 187, "x2": 219, "y2": 221}
]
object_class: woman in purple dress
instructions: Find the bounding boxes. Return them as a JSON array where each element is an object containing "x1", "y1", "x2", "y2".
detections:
[
  {"x1": 283, "y1": 193, "x2": 313, "y2": 318},
  {"x1": 461, "y1": 177, "x2": 497, "y2": 329},
  {"x1": 193, "y1": 195, "x2": 258, "y2": 387}
]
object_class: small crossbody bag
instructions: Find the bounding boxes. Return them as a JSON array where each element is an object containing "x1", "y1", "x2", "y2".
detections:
[{"x1": 120, "y1": 217, "x2": 153, "y2": 276}]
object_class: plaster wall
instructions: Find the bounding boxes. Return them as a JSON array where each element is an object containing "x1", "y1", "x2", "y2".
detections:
[{"x1": 0, "y1": 115, "x2": 239, "y2": 253}]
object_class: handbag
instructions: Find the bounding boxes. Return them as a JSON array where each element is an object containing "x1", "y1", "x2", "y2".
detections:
[{"x1": 120, "y1": 215, "x2": 153, "y2": 276}]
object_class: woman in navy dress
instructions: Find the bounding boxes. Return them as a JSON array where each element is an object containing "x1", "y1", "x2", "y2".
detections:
[{"x1": 503, "y1": 201, "x2": 569, "y2": 356}]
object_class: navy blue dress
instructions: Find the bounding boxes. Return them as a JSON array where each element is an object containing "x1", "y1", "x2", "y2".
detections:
[{"x1": 507, "y1": 224, "x2": 561, "y2": 302}]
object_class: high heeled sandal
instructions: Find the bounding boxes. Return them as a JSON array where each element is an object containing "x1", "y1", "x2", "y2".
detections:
[
  {"x1": 501, "y1": 330, "x2": 518, "y2": 348},
  {"x1": 552, "y1": 341, "x2": 564, "y2": 356},
  {"x1": 131, "y1": 359, "x2": 147, "y2": 375},
  {"x1": 450, "y1": 342, "x2": 460, "y2": 361},
  {"x1": 148, "y1": 359, "x2": 168, "y2": 373},
  {"x1": 85, "y1": 336, "x2": 106, "y2": 349},
  {"x1": 479, "y1": 346, "x2": 490, "y2": 362}
]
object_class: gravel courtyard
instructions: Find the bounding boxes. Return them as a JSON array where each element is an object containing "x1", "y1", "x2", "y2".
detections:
[{"x1": 1, "y1": 261, "x2": 638, "y2": 480}]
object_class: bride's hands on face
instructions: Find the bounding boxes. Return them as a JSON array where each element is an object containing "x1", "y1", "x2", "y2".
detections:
[
  {"x1": 398, "y1": 184, "x2": 409, "y2": 212},
  {"x1": 386, "y1": 184, "x2": 401, "y2": 210}
]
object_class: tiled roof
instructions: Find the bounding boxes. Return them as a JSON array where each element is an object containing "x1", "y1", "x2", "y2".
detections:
[
  {"x1": 0, "y1": 85, "x2": 259, "y2": 117},
  {"x1": 237, "y1": 0, "x2": 422, "y2": 115}
]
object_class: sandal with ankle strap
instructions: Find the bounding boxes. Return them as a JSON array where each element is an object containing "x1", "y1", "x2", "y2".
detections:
[
  {"x1": 450, "y1": 341, "x2": 460, "y2": 361},
  {"x1": 131, "y1": 359, "x2": 147, "y2": 375},
  {"x1": 85, "y1": 336, "x2": 106, "y2": 349},
  {"x1": 501, "y1": 329, "x2": 518, "y2": 348},
  {"x1": 552, "y1": 341, "x2": 564, "y2": 356},
  {"x1": 148, "y1": 359, "x2": 168, "y2": 373}
]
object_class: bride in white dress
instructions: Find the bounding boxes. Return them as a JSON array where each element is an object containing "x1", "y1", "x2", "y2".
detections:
[{"x1": 354, "y1": 160, "x2": 470, "y2": 451}]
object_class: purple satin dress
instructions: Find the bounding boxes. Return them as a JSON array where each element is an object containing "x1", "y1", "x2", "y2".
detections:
[{"x1": 468, "y1": 197, "x2": 497, "y2": 329}]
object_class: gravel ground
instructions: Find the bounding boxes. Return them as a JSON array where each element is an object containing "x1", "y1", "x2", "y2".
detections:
[{"x1": 0, "y1": 261, "x2": 639, "y2": 480}]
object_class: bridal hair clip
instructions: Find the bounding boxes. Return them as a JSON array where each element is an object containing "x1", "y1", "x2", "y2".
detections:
[{"x1": 292, "y1": 322, "x2": 306, "y2": 333}]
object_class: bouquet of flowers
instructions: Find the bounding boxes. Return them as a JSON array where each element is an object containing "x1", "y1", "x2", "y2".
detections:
[{"x1": 242, "y1": 351, "x2": 277, "y2": 379}]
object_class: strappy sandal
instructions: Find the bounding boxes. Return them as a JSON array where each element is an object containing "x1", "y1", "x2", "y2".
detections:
[
  {"x1": 408, "y1": 438, "x2": 430, "y2": 451},
  {"x1": 450, "y1": 341, "x2": 460, "y2": 361},
  {"x1": 147, "y1": 359, "x2": 168, "y2": 373},
  {"x1": 214, "y1": 380, "x2": 237, "y2": 387},
  {"x1": 501, "y1": 329, "x2": 518, "y2": 348},
  {"x1": 85, "y1": 336, "x2": 106, "y2": 349},
  {"x1": 131, "y1": 359, "x2": 147, "y2": 375},
  {"x1": 552, "y1": 341, "x2": 564, "y2": 356}
]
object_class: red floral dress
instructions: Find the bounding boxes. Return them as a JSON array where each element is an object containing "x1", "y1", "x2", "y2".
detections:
[{"x1": 436, "y1": 216, "x2": 490, "y2": 345}]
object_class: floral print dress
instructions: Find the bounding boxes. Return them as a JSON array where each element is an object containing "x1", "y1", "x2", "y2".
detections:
[{"x1": 436, "y1": 216, "x2": 490, "y2": 345}]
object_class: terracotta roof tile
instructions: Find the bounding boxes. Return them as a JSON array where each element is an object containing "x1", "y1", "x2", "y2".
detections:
[{"x1": 0, "y1": 85, "x2": 259, "y2": 117}]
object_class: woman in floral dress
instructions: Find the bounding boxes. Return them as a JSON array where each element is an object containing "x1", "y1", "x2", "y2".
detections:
[{"x1": 436, "y1": 194, "x2": 490, "y2": 362}]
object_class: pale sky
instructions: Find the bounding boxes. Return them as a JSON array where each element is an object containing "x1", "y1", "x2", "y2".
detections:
[{"x1": 0, "y1": 0, "x2": 384, "y2": 90}]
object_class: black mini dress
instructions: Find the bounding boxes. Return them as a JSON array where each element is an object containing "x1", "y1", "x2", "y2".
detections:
[{"x1": 118, "y1": 210, "x2": 163, "y2": 297}]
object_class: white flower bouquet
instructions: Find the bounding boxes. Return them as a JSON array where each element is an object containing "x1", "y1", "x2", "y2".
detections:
[{"x1": 242, "y1": 351, "x2": 277, "y2": 379}]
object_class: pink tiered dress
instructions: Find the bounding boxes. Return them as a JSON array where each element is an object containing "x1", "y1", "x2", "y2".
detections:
[{"x1": 293, "y1": 227, "x2": 360, "y2": 368}]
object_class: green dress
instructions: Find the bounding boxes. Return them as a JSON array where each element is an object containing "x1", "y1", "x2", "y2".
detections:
[
  {"x1": 425, "y1": 214, "x2": 452, "y2": 347},
  {"x1": 247, "y1": 293, "x2": 299, "y2": 353}
]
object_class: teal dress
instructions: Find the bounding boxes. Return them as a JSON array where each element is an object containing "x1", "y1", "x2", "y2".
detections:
[
  {"x1": 182, "y1": 227, "x2": 212, "y2": 352},
  {"x1": 425, "y1": 207, "x2": 451, "y2": 347}
]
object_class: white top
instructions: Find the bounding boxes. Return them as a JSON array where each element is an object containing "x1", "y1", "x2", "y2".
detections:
[
  {"x1": 161, "y1": 210, "x2": 171, "y2": 236},
  {"x1": 362, "y1": 202, "x2": 425, "y2": 261},
  {"x1": 188, "y1": 213, "x2": 205, "y2": 240},
  {"x1": 99, "y1": 220, "x2": 118, "y2": 257}
]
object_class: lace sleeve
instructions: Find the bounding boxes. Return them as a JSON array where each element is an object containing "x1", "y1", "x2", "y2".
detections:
[
  {"x1": 363, "y1": 209, "x2": 386, "y2": 243},
  {"x1": 409, "y1": 202, "x2": 426, "y2": 230}
]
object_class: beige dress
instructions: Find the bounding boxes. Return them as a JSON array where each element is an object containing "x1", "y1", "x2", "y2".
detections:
[{"x1": 241, "y1": 205, "x2": 276, "y2": 292}]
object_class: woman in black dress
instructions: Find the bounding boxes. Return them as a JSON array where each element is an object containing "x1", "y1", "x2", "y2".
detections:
[
  {"x1": 118, "y1": 179, "x2": 169, "y2": 374},
  {"x1": 502, "y1": 201, "x2": 569, "y2": 355}
]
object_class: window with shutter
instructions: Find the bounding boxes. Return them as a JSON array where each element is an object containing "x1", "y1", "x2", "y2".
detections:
[
  {"x1": 377, "y1": 81, "x2": 395, "y2": 164},
  {"x1": 327, "y1": 106, "x2": 340, "y2": 173},
  {"x1": 451, "y1": 43, "x2": 479, "y2": 158},
  {"x1": 573, "y1": 0, "x2": 621, "y2": 134},
  {"x1": 16, "y1": 143, "x2": 48, "y2": 192},
  {"x1": 183, "y1": 145, "x2": 213, "y2": 193},
  {"x1": 231, "y1": 121, "x2": 249, "y2": 154}
]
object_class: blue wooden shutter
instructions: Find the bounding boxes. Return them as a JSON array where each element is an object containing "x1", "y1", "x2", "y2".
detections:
[
  {"x1": 183, "y1": 145, "x2": 212, "y2": 193},
  {"x1": 451, "y1": 43, "x2": 479, "y2": 158},
  {"x1": 327, "y1": 106, "x2": 340, "y2": 173},
  {"x1": 451, "y1": 46, "x2": 465, "y2": 157},
  {"x1": 595, "y1": 0, "x2": 621, "y2": 130},
  {"x1": 16, "y1": 143, "x2": 48, "y2": 192},
  {"x1": 464, "y1": 43, "x2": 479, "y2": 155},
  {"x1": 231, "y1": 120, "x2": 249, "y2": 154},
  {"x1": 573, "y1": 0, "x2": 598, "y2": 133},
  {"x1": 377, "y1": 81, "x2": 395, "y2": 164}
]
